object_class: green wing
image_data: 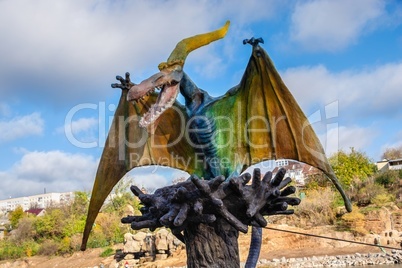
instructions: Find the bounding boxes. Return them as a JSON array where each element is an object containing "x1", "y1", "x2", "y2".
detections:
[{"x1": 204, "y1": 45, "x2": 352, "y2": 212}]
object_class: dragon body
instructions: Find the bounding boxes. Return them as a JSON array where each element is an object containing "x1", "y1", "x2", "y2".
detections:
[{"x1": 81, "y1": 21, "x2": 352, "y2": 267}]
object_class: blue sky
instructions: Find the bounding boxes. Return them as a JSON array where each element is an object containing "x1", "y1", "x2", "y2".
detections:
[{"x1": 0, "y1": 0, "x2": 401, "y2": 200}]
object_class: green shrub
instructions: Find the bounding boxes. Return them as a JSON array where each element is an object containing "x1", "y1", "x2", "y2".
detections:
[
  {"x1": 372, "y1": 193, "x2": 395, "y2": 206},
  {"x1": 100, "y1": 247, "x2": 114, "y2": 257},
  {"x1": 23, "y1": 241, "x2": 40, "y2": 257},
  {"x1": 58, "y1": 236, "x2": 73, "y2": 255},
  {"x1": 375, "y1": 170, "x2": 398, "y2": 188},
  {"x1": 87, "y1": 227, "x2": 109, "y2": 248},
  {"x1": 0, "y1": 240, "x2": 25, "y2": 260},
  {"x1": 347, "y1": 176, "x2": 390, "y2": 206}
]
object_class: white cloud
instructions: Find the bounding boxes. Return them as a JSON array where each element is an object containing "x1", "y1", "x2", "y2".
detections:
[
  {"x1": 68, "y1": 117, "x2": 98, "y2": 134},
  {"x1": 320, "y1": 125, "x2": 377, "y2": 157},
  {"x1": 0, "y1": 0, "x2": 282, "y2": 105},
  {"x1": 290, "y1": 0, "x2": 385, "y2": 51},
  {"x1": 57, "y1": 116, "x2": 98, "y2": 137},
  {"x1": 281, "y1": 62, "x2": 402, "y2": 121},
  {"x1": 0, "y1": 150, "x2": 98, "y2": 199},
  {"x1": 125, "y1": 166, "x2": 191, "y2": 192},
  {"x1": 128, "y1": 169, "x2": 169, "y2": 193},
  {"x1": 0, "y1": 113, "x2": 44, "y2": 143},
  {"x1": 170, "y1": 169, "x2": 190, "y2": 180}
]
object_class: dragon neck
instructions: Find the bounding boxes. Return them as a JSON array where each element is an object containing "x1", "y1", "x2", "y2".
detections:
[
  {"x1": 180, "y1": 74, "x2": 223, "y2": 179},
  {"x1": 188, "y1": 113, "x2": 220, "y2": 179}
]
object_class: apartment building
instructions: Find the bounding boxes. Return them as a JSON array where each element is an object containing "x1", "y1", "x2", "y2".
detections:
[
  {"x1": 273, "y1": 159, "x2": 321, "y2": 186},
  {"x1": 0, "y1": 192, "x2": 74, "y2": 212}
]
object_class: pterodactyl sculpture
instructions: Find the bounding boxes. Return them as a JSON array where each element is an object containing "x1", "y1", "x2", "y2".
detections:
[{"x1": 81, "y1": 21, "x2": 352, "y2": 267}]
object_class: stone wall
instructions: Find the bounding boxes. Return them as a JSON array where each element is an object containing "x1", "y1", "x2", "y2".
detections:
[{"x1": 116, "y1": 228, "x2": 184, "y2": 267}]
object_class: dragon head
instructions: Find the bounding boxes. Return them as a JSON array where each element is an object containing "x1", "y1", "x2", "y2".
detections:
[
  {"x1": 127, "y1": 62, "x2": 183, "y2": 128},
  {"x1": 127, "y1": 21, "x2": 230, "y2": 129}
]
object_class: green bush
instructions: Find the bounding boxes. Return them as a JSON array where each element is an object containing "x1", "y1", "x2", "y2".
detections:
[
  {"x1": 372, "y1": 193, "x2": 395, "y2": 206},
  {"x1": 23, "y1": 241, "x2": 40, "y2": 257},
  {"x1": 58, "y1": 236, "x2": 73, "y2": 255},
  {"x1": 0, "y1": 240, "x2": 25, "y2": 260},
  {"x1": 329, "y1": 148, "x2": 376, "y2": 189},
  {"x1": 375, "y1": 170, "x2": 399, "y2": 188},
  {"x1": 0, "y1": 190, "x2": 139, "y2": 260},
  {"x1": 86, "y1": 228, "x2": 109, "y2": 248},
  {"x1": 100, "y1": 247, "x2": 114, "y2": 257},
  {"x1": 0, "y1": 239, "x2": 40, "y2": 260}
]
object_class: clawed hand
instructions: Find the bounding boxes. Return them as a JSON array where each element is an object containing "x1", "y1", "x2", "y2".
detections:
[
  {"x1": 111, "y1": 72, "x2": 135, "y2": 90},
  {"x1": 121, "y1": 168, "x2": 301, "y2": 238}
]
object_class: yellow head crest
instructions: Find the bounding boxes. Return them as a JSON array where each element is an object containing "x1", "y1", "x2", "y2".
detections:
[{"x1": 158, "y1": 21, "x2": 230, "y2": 70}]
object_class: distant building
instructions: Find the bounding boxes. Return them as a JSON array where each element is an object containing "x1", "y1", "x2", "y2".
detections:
[
  {"x1": 0, "y1": 192, "x2": 74, "y2": 212},
  {"x1": 25, "y1": 208, "x2": 46, "y2": 217},
  {"x1": 272, "y1": 159, "x2": 321, "y2": 186},
  {"x1": 376, "y1": 158, "x2": 402, "y2": 173}
]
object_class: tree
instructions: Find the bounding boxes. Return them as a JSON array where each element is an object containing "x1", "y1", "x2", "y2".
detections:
[
  {"x1": 329, "y1": 148, "x2": 376, "y2": 189},
  {"x1": 71, "y1": 191, "x2": 90, "y2": 216},
  {"x1": 8, "y1": 206, "x2": 25, "y2": 229},
  {"x1": 11, "y1": 217, "x2": 36, "y2": 244},
  {"x1": 34, "y1": 208, "x2": 65, "y2": 239},
  {"x1": 102, "y1": 177, "x2": 139, "y2": 216},
  {"x1": 381, "y1": 145, "x2": 402, "y2": 160}
]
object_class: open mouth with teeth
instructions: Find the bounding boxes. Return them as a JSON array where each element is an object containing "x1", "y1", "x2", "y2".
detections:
[{"x1": 127, "y1": 65, "x2": 183, "y2": 128}]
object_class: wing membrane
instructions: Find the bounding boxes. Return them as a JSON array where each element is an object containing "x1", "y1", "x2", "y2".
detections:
[
  {"x1": 205, "y1": 45, "x2": 352, "y2": 212},
  {"x1": 81, "y1": 91, "x2": 195, "y2": 250}
]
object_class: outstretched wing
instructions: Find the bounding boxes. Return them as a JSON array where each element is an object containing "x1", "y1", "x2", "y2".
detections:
[
  {"x1": 204, "y1": 45, "x2": 352, "y2": 212},
  {"x1": 81, "y1": 90, "x2": 195, "y2": 250}
]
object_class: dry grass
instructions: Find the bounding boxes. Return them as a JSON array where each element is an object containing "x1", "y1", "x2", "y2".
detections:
[{"x1": 293, "y1": 187, "x2": 336, "y2": 227}]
